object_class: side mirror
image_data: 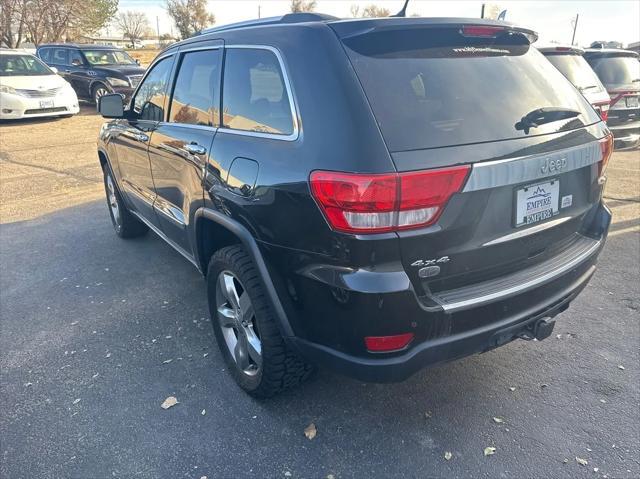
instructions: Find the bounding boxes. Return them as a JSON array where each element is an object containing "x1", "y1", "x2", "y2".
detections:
[
  {"x1": 135, "y1": 59, "x2": 141, "y2": 65},
  {"x1": 50, "y1": 66, "x2": 58, "y2": 74},
  {"x1": 98, "y1": 93, "x2": 124, "y2": 118}
]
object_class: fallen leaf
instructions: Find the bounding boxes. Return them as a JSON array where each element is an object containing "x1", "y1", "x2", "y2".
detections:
[
  {"x1": 509, "y1": 387, "x2": 516, "y2": 392},
  {"x1": 304, "y1": 423, "x2": 317, "y2": 440},
  {"x1": 444, "y1": 451, "x2": 452, "y2": 460},
  {"x1": 541, "y1": 383, "x2": 548, "y2": 388},
  {"x1": 162, "y1": 359, "x2": 173, "y2": 364},
  {"x1": 563, "y1": 458, "x2": 568, "y2": 464},
  {"x1": 161, "y1": 396, "x2": 179, "y2": 409},
  {"x1": 594, "y1": 468, "x2": 599, "y2": 473},
  {"x1": 492, "y1": 417, "x2": 504, "y2": 424},
  {"x1": 576, "y1": 457, "x2": 588, "y2": 466},
  {"x1": 424, "y1": 411, "x2": 432, "y2": 419},
  {"x1": 105, "y1": 353, "x2": 111, "y2": 358},
  {"x1": 201, "y1": 409, "x2": 206, "y2": 416},
  {"x1": 72, "y1": 398, "x2": 81, "y2": 405},
  {"x1": 484, "y1": 447, "x2": 496, "y2": 456},
  {"x1": 618, "y1": 365, "x2": 625, "y2": 370},
  {"x1": 284, "y1": 472, "x2": 292, "y2": 477},
  {"x1": 326, "y1": 475, "x2": 336, "y2": 479}
]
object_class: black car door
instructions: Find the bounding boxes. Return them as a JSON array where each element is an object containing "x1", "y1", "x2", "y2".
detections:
[
  {"x1": 49, "y1": 48, "x2": 69, "y2": 81},
  {"x1": 66, "y1": 49, "x2": 92, "y2": 99},
  {"x1": 147, "y1": 41, "x2": 222, "y2": 257},
  {"x1": 111, "y1": 54, "x2": 176, "y2": 228}
]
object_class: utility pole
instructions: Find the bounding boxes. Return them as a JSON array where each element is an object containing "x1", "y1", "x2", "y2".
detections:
[
  {"x1": 481, "y1": 3, "x2": 485, "y2": 18},
  {"x1": 258, "y1": 5, "x2": 261, "y2": 18},
  {"x1": 156, "y1": 16, "x2": 160, "y2": 39},
  {"x1": 571, "y1": 14, "x2": 579, "y2": 45}
]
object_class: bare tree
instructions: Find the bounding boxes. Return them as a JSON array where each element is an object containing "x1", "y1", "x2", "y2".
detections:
[
  {"x1": 116, "y1": 11, "x2": 149, "y2": 45},
  {"x1": 361, "y1": 5, "x2": 390, "y2": 17},
  {"x1": 2, "y1": 0, "x2": 117, "y2": 47},
  {"x1": 166, "y1": 0, "x2": 215, "y2": 39},
  {"x1": 290, "y1": 0, "x2": 316, "y2": 13},
  {"x1": 349, "y1": 4, "x2": 391, "y2": 18}
]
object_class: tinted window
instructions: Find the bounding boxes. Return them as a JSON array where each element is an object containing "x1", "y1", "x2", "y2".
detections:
[
  {"x1": 342, "y1": 28, "x2": 600, "y2": 152},
  {"x1": 51, "y1": 48, "x2": 68, "y2": 65},
  {"x1": 545, "y1": 54, "x2": 605, "y2": 93},
  {"x1": 222, "y1": 49, "x2": 294, "y2": 135},
  {"x1": 39, "y1": 48, "x2": 51, "y2": 63},
  {"x1": 83, "y1": 49, "x2": 137, "y2": 66},
  {"x1": 133, "y1": 56, "x2": 174, "y2": 121},
  {"x1": 169, "y1": 49, "x2": 220, "y2": 126},
  {"x1": 585, "y1": 54, "x2": 640, "y2": 88},
  {"x1": 69, "y1": 49, "x2": 84, "y2": 66}
]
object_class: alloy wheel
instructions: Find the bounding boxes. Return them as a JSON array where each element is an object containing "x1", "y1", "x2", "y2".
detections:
[
  {"x1": 215, "y1": 271, "x2": 262, "y2": 376},
  {"x1": 106, "y1": 172, "x2": 120, "y2": 224}
]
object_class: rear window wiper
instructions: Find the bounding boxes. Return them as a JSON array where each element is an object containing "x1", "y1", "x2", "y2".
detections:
[{"x1": 515, "y1": 107, "x2": 581, "y2": 134}]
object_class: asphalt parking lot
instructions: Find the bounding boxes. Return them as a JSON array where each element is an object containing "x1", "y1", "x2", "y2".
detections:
[{"x1": 1, "y1": 109, "x2": 638, "y2": 479}]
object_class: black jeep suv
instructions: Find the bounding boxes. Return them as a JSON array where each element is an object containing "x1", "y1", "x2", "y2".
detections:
[
  {"x1": 37, "y1": 43, "x2": 146, "y2": 104},
  {"x1": 96, "y1": 14, "x2": 613, "y2": 397}
]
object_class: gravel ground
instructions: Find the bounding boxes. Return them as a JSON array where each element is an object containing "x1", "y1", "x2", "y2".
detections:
[{"x1": 1, "y1": 109, "x2": 638, "y2": 479}]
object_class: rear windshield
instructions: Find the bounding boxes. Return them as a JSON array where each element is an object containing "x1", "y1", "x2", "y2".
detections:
[
  {"x1": 341, "y1": 28, "x2": 600, "y2": 152},
  {"x1": 584, "y1": 54, "x2": 640, "y2": 89},
  {"x1": 544, "y1": 53, "x2": 605, "y2": 93}
]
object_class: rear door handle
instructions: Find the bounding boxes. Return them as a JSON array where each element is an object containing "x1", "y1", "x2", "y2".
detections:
[{"x1": 184, "y1": 143, "x2": 206, "y2": 155}]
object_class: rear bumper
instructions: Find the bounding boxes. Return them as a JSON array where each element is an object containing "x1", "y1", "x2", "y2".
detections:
[
  {"x1": 281, "y1": 202, "x2": 611, "y2": 382},
  {"x1": 608, "y1": 121, "x2": 639, "y2": 149}
]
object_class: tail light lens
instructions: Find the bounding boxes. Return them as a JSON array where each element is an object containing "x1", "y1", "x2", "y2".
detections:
[
  {"x1": 365, "y1": 333, "x2": 414, "y2": 353},
  {"x1": 597, "y1": 103, "x2": 609, "y2": 122},
  {"x1": 460, "y1": 25, "x2": 505, "y2": 37},
  {"x1": 310, "y1": 166, "x2": 470, "y2": 234},
  {"x1": 598, "y1": 133, "x2": 614, "y2": 179}
]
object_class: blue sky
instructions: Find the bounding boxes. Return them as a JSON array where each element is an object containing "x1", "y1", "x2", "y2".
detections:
[{"x1": 116, "y1": 0, "x2": 639, "y2": 47}]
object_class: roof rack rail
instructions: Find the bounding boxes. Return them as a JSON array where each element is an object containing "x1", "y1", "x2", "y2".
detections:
[{"x1": 198, "y1": 12, "x2": 339, "y2": 35}]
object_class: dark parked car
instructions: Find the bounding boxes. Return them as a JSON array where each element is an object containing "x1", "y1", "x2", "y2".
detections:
[
  {"x1": 96, "y1": 14, "x2": 613, "y2": 397},
  {"x1": 584, "y1": 48, "x2": 640, "y2": 149},
  {"x1": 36, "y1": 43, "x2": 146, "y2": 104},
  {"x1": 539, "y1": 45, "x2": 611, "y2": 121}
]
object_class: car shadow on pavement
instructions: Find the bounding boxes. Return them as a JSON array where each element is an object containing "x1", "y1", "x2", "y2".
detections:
[{"x1": 2, "y1": 200, "x2": 638, "y2": 478}]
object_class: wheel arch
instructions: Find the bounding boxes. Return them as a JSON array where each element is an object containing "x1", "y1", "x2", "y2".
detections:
[{"x1": 194, "y1": 208, "x2": 294, "y2": 338}]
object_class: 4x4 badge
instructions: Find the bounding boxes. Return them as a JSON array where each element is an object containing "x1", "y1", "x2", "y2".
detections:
[{"x1": 411, "y1": 256, "x2": 450, "y2": 267}]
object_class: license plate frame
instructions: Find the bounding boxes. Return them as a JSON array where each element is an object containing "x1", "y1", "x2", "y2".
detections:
[
  {"x1": 39, "y1": 99, "x2": 54, "y2": 108},
  {"x1": 514, "y1": 179, "x2": 560, "y2": 228},
  {"x1": 626, "y1": 96, "x2": 639, "y2": 108}
]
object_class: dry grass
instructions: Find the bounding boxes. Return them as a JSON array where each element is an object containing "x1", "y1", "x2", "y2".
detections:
[{"x1": 125, "y1": 49, "x2": 160, "y2": 68}]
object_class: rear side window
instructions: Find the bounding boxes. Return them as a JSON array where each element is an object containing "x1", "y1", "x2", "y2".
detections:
[
  {"x1": 341, "y1": 28, "x2": 600, "y2": 152},
  {"x1": 544, "y1": 54, "x2": 605, "y2": 93},
  {"x1": 585, "y1": 54, "x2": 640, "y2": 88},
  {"x1": 222, "y1": 48, "x2": 294, "y2": 136},
  {"x1": 39, "y1": 48, "x2": 51, "y2": 63},
  {"x1": 133, "y1": 56, "x2": 174, "y2": 121},
  {"x1": 51, "y1": 48, "x2": 68, "y2": 65},
  {"x1": 69, "y1": 49, "x2": 84, "y2": 66},
  {"x1": 169, "y1": 49, "x2": 220, "y2": 127}
]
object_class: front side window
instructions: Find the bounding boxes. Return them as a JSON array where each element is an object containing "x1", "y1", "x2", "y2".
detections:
[
  {"x1": 133, "y1": 56, "x2": 173, "y2": 121},
  {"x1": 84, "y1": 50, "x2": 137, "y2": 66},
  {"x1": 222, "y1": 48, "x2": 294, "y2": 135},
  {"x1": 169, "y1": 49, "x2": 220, "y2": 127},
  {"x1": 0, "y1": 54, "x2": 52, "y2": 76},
  {"x1": 51, "y1": 48, "x2": 68, "y2": 65}
]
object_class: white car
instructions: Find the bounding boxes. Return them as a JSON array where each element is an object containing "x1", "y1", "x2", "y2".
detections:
[{"x1": 0, "y1": 49, "x2": 79, "y2": 120}]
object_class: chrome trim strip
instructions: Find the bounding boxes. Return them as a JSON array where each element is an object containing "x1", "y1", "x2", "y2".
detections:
[
  {"x1": 130, "y1": 210, "x2": 199, "y2": 269},
  {"x1": 153, "y1": 198, "x2": 187, "y2": 227},
  {"x1": 483, "y1": 216, "x2": 573, "y2": 246},
  {"x1": 218, "y1": 44, "x2": 300, "y2": 142},
  {"x1": 463, "y1": 140, "x2": 601, "y2": 192},
  {"x1": 437, "y1": 238, "x2": 602, "y2": 313}
]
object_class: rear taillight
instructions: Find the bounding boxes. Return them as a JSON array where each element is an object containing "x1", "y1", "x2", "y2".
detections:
[
  {"x1": 596, "y1": 103, "x2": 609, "y2": 122},
  {"x1": 365, "y1": 333, "x2": 414, "y2": 353},
  {"x1": 460, "y1": 25, "x2": 505, "y2": 37},
  {"x1": 310, "y1": 166, "x2": 470, "y2": 234},
  {"x1": 598, "y1": 133, "x2": 614, "y2": 180}
]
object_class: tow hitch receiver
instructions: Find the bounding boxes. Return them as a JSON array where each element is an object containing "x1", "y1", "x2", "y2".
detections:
[{"x1": 518, "y1": 317, "x2": 556, "y2": 341}]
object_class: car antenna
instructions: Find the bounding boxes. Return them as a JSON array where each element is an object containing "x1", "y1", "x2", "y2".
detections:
[{"x1": 392, "y1": 0, "x2": 410, "y2": 17}]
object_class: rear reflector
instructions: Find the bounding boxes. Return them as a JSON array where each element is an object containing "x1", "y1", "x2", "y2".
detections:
[
  {"x1": 365, "y1": 333, "x2": 414, "y2": 353},
  {"x1": 310, "y1": 166, "x2": 470, "y2": 234},
  {"x1": 598, "y1": 133, "x2": 614, "y2": 179}
]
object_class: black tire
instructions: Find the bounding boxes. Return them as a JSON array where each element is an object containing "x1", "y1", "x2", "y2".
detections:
[
  {"x1": 92, "y1": 83, "x2": 110, "y2": 105},
  {"x1": 102, "y1": 164, "x2": 148, "y2": 239},
  {"x1": 207, "y1": 245, "x2": 314, "y2": 398}
]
